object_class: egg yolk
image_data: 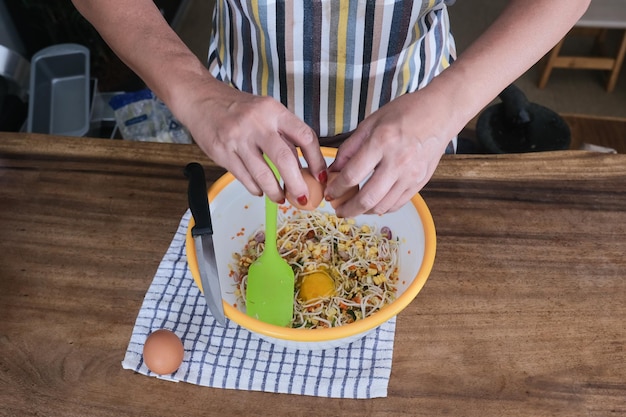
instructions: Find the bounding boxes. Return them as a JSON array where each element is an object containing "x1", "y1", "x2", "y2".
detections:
[{"x1": 299, "y1": 271, "x2": 335, "y2": 302}]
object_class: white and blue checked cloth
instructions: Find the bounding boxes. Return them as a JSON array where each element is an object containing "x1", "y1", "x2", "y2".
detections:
[{"x1": 122, "y1": 210, "x2": 396, "y2": 398}]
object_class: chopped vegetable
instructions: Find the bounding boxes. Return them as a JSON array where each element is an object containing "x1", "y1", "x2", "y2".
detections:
[{"x1": 230, "y1": 211, "x2": 399, "y2": 328}]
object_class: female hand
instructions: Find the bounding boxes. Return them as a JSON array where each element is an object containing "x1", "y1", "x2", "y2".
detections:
[
  {"x1": 176, "y1": 78, "x2": 327, "y2": 204},
  {"x1": 325, "y1": 83, "x2": 458, "y2": 218}
]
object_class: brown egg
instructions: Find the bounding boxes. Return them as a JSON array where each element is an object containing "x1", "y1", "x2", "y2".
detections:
[
  {"x1": 285, "y1": 167, "x2": 324, "y2": 210},
  {"x1": 327, "y1": 172, "x2": 359, "y2": 209},
  {"x1": 142, "y1": 329, "x2": 184, "y2": 375}
]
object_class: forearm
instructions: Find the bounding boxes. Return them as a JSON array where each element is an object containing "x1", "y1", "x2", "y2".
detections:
[
  {"x1": 426, "y1": 0, "x2": 591, "y2": 139},
  {"x1": 71, "y1": 0, "x2": 218, "y2": 117}
]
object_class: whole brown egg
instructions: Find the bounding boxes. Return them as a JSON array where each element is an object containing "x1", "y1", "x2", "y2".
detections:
[
  {"x1": 142, "y1": 329, "x2": 184, "y2": 375},
  {"x1": 285, "y1": 168, "x2": 325, "y2": 210}
]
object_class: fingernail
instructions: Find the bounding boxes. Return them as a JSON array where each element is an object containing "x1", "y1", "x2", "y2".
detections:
[
  {"x1": 325, "y1": 195, "x2": 334, "y2": 202},
  {"x1": 278, "y1": 198, "x2": 285, "y2": 204},
  {"x1": 297, "y1": 195, "x2": 308, "y2": 206},
  {"x1": 318, "y1": 170, "x2": 328, "y2": 184}
]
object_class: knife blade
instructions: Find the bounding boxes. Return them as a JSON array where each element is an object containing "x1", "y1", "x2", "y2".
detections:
[{"x1": 184, "y1": 162, "x2": 226, "y2": 326}]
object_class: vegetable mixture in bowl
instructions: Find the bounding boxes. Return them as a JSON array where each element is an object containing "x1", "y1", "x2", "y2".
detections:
[
  {"x1": 230, "y1": 211, "x2": 400, "y2": 329},
  {"x1": 185, "y1": 147, "x2": 436, "y2": 351}
]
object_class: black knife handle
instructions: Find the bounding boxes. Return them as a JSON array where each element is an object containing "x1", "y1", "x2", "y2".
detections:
[{"x1": 184, "y1": 162, "x2": 213, "y2": 236}]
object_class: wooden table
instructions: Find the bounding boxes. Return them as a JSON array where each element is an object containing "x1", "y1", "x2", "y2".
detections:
[{"x1": 1, "y1": 133, "x2": 625, "y2": 417}]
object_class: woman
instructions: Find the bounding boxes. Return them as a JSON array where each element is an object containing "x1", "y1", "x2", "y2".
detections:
[{"x1": 72, "y1": 0, "x2": 590, "y2": 217}]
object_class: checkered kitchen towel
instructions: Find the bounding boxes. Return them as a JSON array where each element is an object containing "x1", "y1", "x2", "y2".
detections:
[{"x1": 122, "y1": 210, "x2": 396, "y2": 398}]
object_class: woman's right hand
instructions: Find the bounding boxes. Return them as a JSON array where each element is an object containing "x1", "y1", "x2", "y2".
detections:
[{"x1": 175, "y1": 78, "x2": 327, "y2": 204}]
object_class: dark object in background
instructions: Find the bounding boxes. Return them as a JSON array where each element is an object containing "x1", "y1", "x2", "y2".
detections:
[
  {"x1": 476, "y1": 84, "x2": 571, "y2": 153},
  {"x1": 0, "y1": 77, "x2": 27, "y2": 131},
  {"x1": 0, "y1": 43, "x2": 30, "y2": 131}
]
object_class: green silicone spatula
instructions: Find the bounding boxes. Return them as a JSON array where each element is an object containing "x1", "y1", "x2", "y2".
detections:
[{"x1": 245, "y1": 155, "x2": 295, "y2": 326}]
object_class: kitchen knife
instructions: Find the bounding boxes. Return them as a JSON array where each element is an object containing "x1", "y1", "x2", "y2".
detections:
[{"x1": 184, "y1": 162, "x2": 226, "y2": 326}]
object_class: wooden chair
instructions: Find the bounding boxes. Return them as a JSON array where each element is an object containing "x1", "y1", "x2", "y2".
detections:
[{"x1": 538, "y1": 0, "x2": 626, "y2": 93}]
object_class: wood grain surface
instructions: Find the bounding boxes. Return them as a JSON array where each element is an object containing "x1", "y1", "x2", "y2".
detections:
[{"x1": 1, "y1": 133, "x2": 625, "y2": 417}]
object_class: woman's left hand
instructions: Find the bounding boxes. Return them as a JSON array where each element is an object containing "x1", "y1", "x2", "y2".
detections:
[
  {"x1": 325, "y1": 83, "x2": 459, "y2": 218},
  {"x1": 327, "y1": 0, "x2": 591, "y2": 218}
]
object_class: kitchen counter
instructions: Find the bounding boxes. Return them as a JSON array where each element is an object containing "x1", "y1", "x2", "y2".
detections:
[{"x1": 1, "y1": 133, "x2": 625, "y2": 416}]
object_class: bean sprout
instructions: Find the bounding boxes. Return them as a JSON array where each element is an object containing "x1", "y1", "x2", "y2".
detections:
[{"x1": 230, "y1": 211, "x2": 399, "y2": 328}]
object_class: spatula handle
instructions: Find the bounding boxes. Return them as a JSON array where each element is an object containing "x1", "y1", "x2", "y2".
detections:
[{"x1": 263, "y1": 155, "x2": 280, "y2": 253}]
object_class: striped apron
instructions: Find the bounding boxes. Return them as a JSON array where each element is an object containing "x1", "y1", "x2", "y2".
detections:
[{"x1": 207, "y1": 0, "x2": 457, "y2": 150}]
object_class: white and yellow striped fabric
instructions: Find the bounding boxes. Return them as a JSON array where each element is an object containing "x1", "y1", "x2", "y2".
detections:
[{"x1": 207, "y1": 0, "x2": 456, "y2": 139}]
